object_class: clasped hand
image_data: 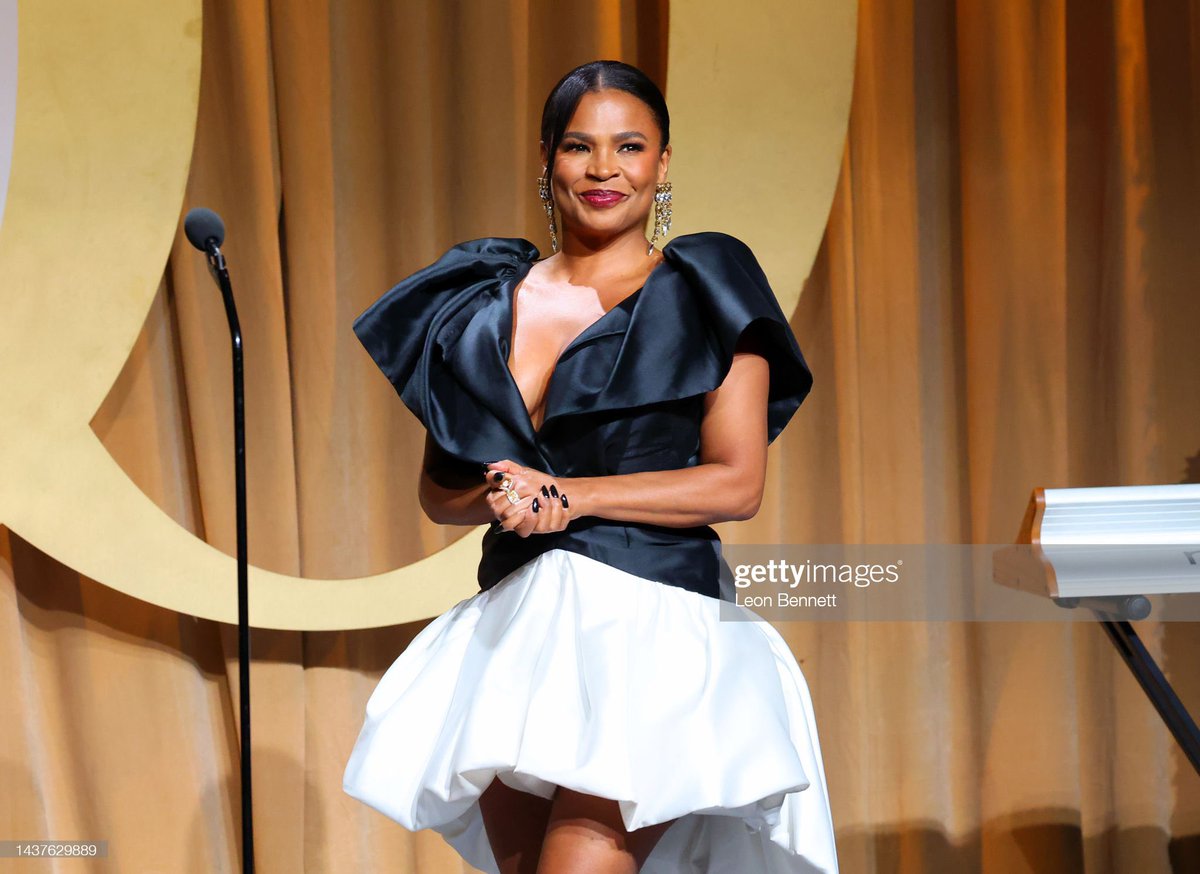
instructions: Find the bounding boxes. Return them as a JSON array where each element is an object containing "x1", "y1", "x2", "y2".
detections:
[{"x1": 483, "y1": 460, "x2": 572, "y2": 537}]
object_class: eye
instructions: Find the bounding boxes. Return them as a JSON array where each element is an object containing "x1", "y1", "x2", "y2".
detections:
[{"x1": 620, "y1": 143, "x2": 645, "y2": 152}]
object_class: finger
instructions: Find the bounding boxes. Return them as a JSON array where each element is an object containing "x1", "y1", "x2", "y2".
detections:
[
  {"x1": 486, "y1": 490, "x2": 514, "y2": 518},
  {"x1": 483, "y1": 459, "x2": 519, "y2": 484},
  {"x1": 485, "y1": 466, "x2": 515, "y2": 487},
  {"x1": 544, "y1": 490, "x2": 568, "y2": 533},
  {"x1": 486, "y1": 480, "x2": 531, "y2": 522},
  {"x1": 499, "y1": 498, "x2": 532, "y2": 533},
  {"x1": 542, "y1": 480, "x2": 564, "y2": 528},
  {"x1": 512, "y1": 476, "x2": 544, "y2": 507},
  {"x1": 487, "y1": 480, "x2": 517, "y2": 504},
  {"x1": 533, "y1": 483, "x2": 551, "y2": 525},
  {"x1": 486, "y1": 484, "x2": 521, "y2": 509},
  {"x1": 528, "y1": 491, "x2": 547, "y2": 533},
  {"x1": 515, "y1": 510, "x2": 537, "y2": 537},
  {"x1": 504, "y1": 511, "x2": 529, "y2": 536},
  {"x1": 513, "y1": 497, "x2": 540, "y2": 537},
  {"x1": 489, "y1": 467, "x2": 535, "y2": 496},
  {"x1": 501, "y1": 481, "x2": 534, "y2": 509},
  {"x1": 538, "y1": 485, "x2": 563, "y2": 532},
  {"x1": 525, "y1": 491, "x2": 549, "y2": 534}
]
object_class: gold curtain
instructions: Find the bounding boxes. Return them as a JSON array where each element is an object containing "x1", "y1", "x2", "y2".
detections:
[
  {"x1": 774, "y1": 0, "x2": 1200, "y2": 870},
  {"x1": 2, "y1": 0, "x2": 1198, "y2": 872}
]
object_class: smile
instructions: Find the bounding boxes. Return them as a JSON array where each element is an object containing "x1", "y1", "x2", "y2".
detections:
[{"x1": 579, "y1": 191, "x2": 627, "y2": 208}]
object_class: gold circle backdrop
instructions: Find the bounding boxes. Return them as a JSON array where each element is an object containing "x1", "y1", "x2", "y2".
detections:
[{"x1": 0, "y1": 0, "x2": 857, "y2": 630}]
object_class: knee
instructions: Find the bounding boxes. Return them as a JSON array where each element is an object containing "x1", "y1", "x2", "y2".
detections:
[{"x1": 538, "y1": 788, "x2": 676, "y2": 873}]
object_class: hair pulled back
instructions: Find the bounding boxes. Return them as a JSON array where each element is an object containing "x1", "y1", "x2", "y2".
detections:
[{"x1": 539, "y1": 60, "x2": 669, "y2": 184}]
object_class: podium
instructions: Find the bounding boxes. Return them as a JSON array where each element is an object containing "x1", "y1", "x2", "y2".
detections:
[{"x1": 993, "y1": 483, "x2": 1200, "y2": 776}]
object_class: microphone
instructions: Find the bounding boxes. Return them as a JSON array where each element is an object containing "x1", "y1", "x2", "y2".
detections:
[
  {"x1": 183, "y1": 203, "x2": 254, "y2": 873},
  {"x1": 184, "y1": 207, "x2": 229, "y2": 277},
  {"x1": 184, "y1": 207, "x2": 225, "y2": 253}
]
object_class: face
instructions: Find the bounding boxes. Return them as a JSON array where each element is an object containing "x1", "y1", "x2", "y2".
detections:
[{"x1": 541, "y1": 88, "x2": 671, "y2": 247}]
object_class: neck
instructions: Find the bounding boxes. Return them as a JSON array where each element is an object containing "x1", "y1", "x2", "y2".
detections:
[{"x1": 555, "y1": 225, "x2": 656, "y2": 278}]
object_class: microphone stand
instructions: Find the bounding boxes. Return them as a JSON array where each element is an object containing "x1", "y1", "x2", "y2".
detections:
[{"x1": 203, "y1": 241, "x2": 255, "y2": 874}]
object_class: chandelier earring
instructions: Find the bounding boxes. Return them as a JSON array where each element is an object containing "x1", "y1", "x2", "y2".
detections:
[
  {"x1": 647, "y1": 181, "x2": 673, "y2": 255},
  {"x1": 537, "y1": 170, "x2": 560, "y2": 254}
]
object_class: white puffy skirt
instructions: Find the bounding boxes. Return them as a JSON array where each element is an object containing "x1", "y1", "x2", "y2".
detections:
[{"x1": 343, "y1": 548, "x2": 839, "y2": 874}]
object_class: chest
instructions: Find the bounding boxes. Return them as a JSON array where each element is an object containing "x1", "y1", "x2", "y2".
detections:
[
  {"x1": 506, "y1": 277, "x2": 640, "y2": 426},
  {"x1": 508, "y1": 282, "x2": 605, "y2": 366}
]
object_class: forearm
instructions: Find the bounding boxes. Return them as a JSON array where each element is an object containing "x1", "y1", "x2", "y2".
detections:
[
  {"x1": 418, "y1": 443, "x2": 762, "y2": 528},
  {"x1": 418, "y1": 473, "x2": 496, "y2": 526},
  {"x1": 563, "y1": 462, "x2": 762, "y2": 527}
]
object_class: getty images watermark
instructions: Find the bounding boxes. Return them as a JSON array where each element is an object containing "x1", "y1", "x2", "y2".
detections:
[{"x1": 715, "y1": 544, "x2": 1200, "y2": 622}]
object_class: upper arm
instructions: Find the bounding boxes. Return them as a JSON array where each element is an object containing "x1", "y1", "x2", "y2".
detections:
[{"x1": 698, "y1": 324, "x2": 772, "y2": 518}]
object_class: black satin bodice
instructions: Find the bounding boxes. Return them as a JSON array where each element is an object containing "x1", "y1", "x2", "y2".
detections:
[{"x1": 352, "y1": 231, "x2": 813, "y2": 599}]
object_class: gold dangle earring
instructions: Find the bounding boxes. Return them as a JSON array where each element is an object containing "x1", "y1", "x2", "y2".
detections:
[
  {"x1": 537, "y1": 169, "x2": 560, "y2": 254},
  {"x1": 647, "y1": 181, "x2": 673, "y2": 255}
]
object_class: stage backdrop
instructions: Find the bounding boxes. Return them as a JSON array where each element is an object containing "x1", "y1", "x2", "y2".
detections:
[
  {"x1": 0, "y1": 0, "x2": 853, "y2": 631},
  {"x1": 3, "y1": 0, "x2": 1200, "y2": 873}
]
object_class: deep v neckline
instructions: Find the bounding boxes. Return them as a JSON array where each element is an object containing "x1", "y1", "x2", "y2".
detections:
[{"x1": 503, "y1": 253, "x2": 668, "y2": 437}]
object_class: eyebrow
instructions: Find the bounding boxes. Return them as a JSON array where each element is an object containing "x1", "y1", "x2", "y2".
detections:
[{"x1": 561, "y1": 130, "x2": 648, "y2": 142}]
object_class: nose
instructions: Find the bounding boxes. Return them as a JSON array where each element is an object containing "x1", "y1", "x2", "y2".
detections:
[{"x1": 587, "y1": 147, "x2": 618, "y2": 180}]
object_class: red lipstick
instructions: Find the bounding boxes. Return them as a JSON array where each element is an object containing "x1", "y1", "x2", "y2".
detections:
[{"x1": 579, "y1": 190, "x2": 627, "y2": 207}]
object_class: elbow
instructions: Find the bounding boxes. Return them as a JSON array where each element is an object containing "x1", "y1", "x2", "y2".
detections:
[
  {"x1": 417, "y1": 479, "x2": 447, "y2": 524},
  {"x1": 729, "y1": 492, "x2": 758, "y2": 518},
  {"x1": 728, "y1": 485, "x2": 763, "y2": 522},
  {"x1": 712, "y1": 462, "x2": 764, "y2": 522}
]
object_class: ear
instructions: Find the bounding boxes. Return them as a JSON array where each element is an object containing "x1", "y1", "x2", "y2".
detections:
[
  {"x1": 658, "y1": 143, "x2": 672, "y2": 183},
  {"x1": 539, "y1": 141, "x2": 548, "y2": 170}
]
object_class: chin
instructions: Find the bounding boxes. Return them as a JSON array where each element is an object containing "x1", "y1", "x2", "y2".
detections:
[{"x1": 571, "y1": 219, "x2": 618, "y2": 235}]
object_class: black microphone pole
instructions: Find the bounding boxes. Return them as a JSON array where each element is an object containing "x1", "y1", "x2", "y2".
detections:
[{"x1": 184, "y1": 207, "x2": 254, "y2": 874}]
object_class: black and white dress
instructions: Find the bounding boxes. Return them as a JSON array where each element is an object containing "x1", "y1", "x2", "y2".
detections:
[{"x1": 343, "y1": 232, "x2": 839, "y2": 874}]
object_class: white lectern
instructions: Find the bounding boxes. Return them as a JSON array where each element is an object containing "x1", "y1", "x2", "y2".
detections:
[{"x1": 994, "y1": 483, "x2": 1200, "y2": 776}]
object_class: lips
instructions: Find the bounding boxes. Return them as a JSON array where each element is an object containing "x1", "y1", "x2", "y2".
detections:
[{"x1": 579, "y1": 190, "x2": 627, "y2": 207}]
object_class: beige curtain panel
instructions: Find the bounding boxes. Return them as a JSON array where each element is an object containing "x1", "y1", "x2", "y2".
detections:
[{"x1": 3, "y1": 0, "x2": 1199, "y2": 872}]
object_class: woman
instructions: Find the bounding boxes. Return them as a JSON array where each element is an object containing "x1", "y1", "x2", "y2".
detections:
[{"x1": 344, "y1": 60, "x2": 838, "y2": 874}]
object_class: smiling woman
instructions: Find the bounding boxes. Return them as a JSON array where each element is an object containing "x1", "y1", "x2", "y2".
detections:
[
  {"x1": 344, "y1": 60, "x2": 839, "y2": 874},
  {"x1": 538, "y1": 69, "x2": 671, "y2": 255}
]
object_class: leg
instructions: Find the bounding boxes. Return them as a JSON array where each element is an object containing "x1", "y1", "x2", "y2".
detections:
[
  {"x1": 479, "y1": 776, "x2": 554, "y2": 874},
  {"x1": 537, "y1": 787, "x2": 677, "y2": 874}
]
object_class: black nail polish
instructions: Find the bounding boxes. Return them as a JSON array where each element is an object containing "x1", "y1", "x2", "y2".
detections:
[
  {"x1": 550, "y1": 484, "x2": 559, "y2": 498},
  {"x1": 561, "y1": 494, "x2": 569, "y2": 508},
  {"x1": 492, "y1": 472, "x2": 504, "y2": 483},
  {"x1": 541, "y1": 485, "x2": 550, "y2": 498},
  {"x1": 532, "y1": 497, "x2": 540, "y2": 513}
]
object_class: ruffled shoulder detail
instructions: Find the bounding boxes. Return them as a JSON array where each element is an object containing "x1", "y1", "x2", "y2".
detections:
[
  {"x1": 351, "y1": 237, "x2": 543, "y2": 466},
  {"x1": 351, "y1": 237, "x2": 535, "y2": 400},
  {"x1": 352, "y1": 231, "x2": 814, "y2": 477},
  {"x1": 665, "y1": 231, "x2": 814, "y2": 443},
  {"x1": 545, "y1": 230, "x2": 813, "y2": 444}
]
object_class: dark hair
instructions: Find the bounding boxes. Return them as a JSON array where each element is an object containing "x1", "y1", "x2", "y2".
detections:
[{"x1": 539, "y1": 60, "x2": 670, "y2": 183}]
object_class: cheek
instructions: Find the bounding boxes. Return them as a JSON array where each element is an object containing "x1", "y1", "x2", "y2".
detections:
[
  {"x1": 551, "y1": 162, "x2": 583, "y2": 198},
  {"x1": 631, "y1": 154, "x2": 662, "y2": 183}
]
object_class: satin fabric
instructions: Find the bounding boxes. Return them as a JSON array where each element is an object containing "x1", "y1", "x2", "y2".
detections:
[
  {"x1": 342, "y1": 548, "x2": 840, "y2": 874},
  {"x1": 352, "y1": 232, "x2": 813, "y2": 596}
]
